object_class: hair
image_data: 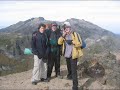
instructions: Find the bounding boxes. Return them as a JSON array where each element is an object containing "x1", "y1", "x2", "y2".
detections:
[
  {"x1": 52, "y1": 22, "x2": 57, "y2": 25},
  {"x1": 38, "y1": 23, "x2": 46, "y2": 30},
  {"x1": 63, "y1": 24, "x2": 66, "y2": 30}
]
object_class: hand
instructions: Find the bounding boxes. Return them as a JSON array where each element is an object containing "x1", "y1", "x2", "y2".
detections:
[
  {"x1": 42, "y1": 55, "x2": 48, "y2": 63},
  {"x1": 72, "y1": 41, "x2": 76, "y2": 45},
  {"x1": 37, "y1": 53, "x2": 42, "y2": 59},
  {"x1": 62, "y1": 30, "x2": 67, "y2": 38}
]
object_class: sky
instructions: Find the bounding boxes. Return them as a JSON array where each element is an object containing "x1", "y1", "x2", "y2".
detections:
[{"x1": 0, "y1": 1, "x2": 120, "y2": 34}]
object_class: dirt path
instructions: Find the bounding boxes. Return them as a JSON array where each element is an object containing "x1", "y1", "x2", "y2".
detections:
[{"x1": 0, "y1": 65, "x2": 115, "y2": 90}]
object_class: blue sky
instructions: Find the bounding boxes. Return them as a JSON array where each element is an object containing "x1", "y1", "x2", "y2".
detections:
[{"x1": 0, "y1": 1, "x2": 120, "y2": 34}]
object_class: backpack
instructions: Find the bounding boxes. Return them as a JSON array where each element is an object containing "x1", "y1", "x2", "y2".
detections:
[{"x1": 72, "y1": 32, "x2": 86, "y2": 49}]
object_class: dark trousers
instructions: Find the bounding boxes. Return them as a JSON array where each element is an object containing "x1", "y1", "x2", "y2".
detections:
[
  {"x1": 47, "y1": 53, "x2": 60, "y2": 78},
  {"x1": 66, "y1": 57, "x2": 78, "y2": 90}
]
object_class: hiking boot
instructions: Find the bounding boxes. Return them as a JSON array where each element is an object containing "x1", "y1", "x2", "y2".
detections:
[
  {"x1": 47, "y1": 78, "x2": 51, "y2": 82},
  {"x1": 55, "y1": 73, "x2": 61, "y2": 77},
  {"x1": 41, "y1": 78, "x2": 44, "y2": 82},
  {"x1": 44, "y1": 78, "x2": 50, "y2": 82},
  {"x1": 32, "y1": 82, "x2": 37, "y2": 85},
  {"x1": 41, "y1": 78, "x2": 50, "y2": 82},
  {"x1": 57, "y1": 75, "x2": 63, "y2": 79},
  {"x1": 67, "y1": 76, "x2": 72, "y2": 80}
]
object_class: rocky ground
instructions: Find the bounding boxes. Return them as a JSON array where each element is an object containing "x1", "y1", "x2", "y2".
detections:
[{"x1": 0, "y1": 65, "x2": 117, "y2": 90}]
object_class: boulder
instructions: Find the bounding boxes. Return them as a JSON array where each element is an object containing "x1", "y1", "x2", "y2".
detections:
[
  {"x1": 78, "y1": 59, "x2": 105, "y2": 78},
  {"x1": 86, "y1": 62, "x2": 105, "y2": 78}
]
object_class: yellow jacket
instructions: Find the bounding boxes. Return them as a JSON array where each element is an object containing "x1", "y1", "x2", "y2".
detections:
[{"x1": 58, "y1": 32, "x2": 83, "y2": 59}]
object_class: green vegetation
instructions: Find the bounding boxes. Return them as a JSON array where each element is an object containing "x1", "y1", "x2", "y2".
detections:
[
  {"x1": 89, "y1": 44, "x2": 104, "y2": 54},
  {"x1": 0, "y1": 54, "x2": 34, "y2": 76}
]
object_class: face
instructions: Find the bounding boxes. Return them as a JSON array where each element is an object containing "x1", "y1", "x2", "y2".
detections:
[
  {"x1": 52, "y1": 26, "x2": 57, "y2": 31},
  {"x1": 64, "y1": 26, "x2": 71, "y2": 33},
  {"x1": 39, "y1": 26, "x2": 46, "y2": 33}
]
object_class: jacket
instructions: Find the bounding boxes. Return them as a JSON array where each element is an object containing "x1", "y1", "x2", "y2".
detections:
[
  {"x1": 49, "y1": 30, "x2": 62, "y2": 56},
  {"x1": 58, "y1": 32, "x2": 83, "y2": 59},
  {"x1": 31, "y1": 31, "x2": 49, "y2": 58}
]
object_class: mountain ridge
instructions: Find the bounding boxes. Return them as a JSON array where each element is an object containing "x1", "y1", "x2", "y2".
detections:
[
  {"x1": 0, "y1": 17, "x2": 114, "y2": 37},
  {"x1": 0, "y1": 17, "x2": 120, "y2": 54}
]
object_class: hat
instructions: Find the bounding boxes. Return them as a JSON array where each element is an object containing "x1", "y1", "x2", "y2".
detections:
[
  {"x1": 52, "y1": 22, "x2": 57, "y2": 26},
  {"x1": 64, "y1": 22, "x2": 71, "y2": 27}
]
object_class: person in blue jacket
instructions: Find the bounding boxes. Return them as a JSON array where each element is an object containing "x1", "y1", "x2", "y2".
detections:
[{"x1": 31, "y1": 23, "x2": 49, "y2": 85}]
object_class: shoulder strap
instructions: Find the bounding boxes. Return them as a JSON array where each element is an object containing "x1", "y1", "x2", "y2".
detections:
[
  {"x1": 72, "y1": 32, "x2": 82, "y2": 44},
  {"x1": 72, "y1": 32, "x2": 75, "y2": 37},
  {"x1": 76, "y1": 33, "x2": 82, "y2": 44}
]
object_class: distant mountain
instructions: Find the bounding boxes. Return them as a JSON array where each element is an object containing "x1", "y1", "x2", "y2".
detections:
[
  {"x1": 0, "y1": 17, "x2": 120, "y2": 57},
  {"x1": 0, "y1": 17, "x2": 117, "y2": 39},
  {"x1": 0, "y1": 17, "x2": 45, "y2": 34}
]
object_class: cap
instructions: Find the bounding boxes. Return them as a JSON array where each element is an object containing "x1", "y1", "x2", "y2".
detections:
[
  {"x1": 52, "y1": 22, "x2": 57, "y2": 26},
  {"x1": 64, "y1": 22, "x2": 71, "y2": 27}
]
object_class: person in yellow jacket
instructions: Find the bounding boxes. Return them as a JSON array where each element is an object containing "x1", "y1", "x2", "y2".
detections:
[{"x1": 58, "y1": 22, "x2": 83, "y2": 90}]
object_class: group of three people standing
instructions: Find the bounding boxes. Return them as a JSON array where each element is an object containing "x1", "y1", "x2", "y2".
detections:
[{"x1": 31, "y1": 21, "x2": 83, "y2": 90}]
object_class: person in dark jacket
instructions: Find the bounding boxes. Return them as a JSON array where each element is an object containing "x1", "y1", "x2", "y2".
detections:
[
  {"x1": 31, "y1": 23, "x2": 49, "y2": 85},
  {"x1": 47, "y1": 22, "x2": 62, "y2": 81}
]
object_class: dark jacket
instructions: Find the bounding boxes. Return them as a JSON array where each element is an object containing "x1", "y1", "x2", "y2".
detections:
[
  {"x1": 31, "y1": 31, "x2": 49, "y2": 59},
  {"x1": 49, "y1": 29, "x2": 62, "y2": 56},
  {"x1": 45, "y1": 29, "x2": 51, "y2": 39}
]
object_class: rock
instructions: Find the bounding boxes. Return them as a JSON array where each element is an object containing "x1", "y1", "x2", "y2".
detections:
[
  {"x1": 0, "y1": 67, "x2": 2, "y2": 71},
  {"x1": 1, "y1": 66, "x2": 12, "y2": 71},
  {"x1": 44, "y1": 86, "x2": 49, "y2": 90},
  {"x1": 0, "y1": 65, "x2": 3, "y2": 71},
  {"x1": 0, "y1": 49, "x2": 4, "y2": 54},
  {"x1": 78, "y1": 59, "x2": 105, "y2": 78},
  {"x1": 98, "y1": 75, "x2": 107, "y2": 85},
  {"x1": 2, "y1": 66, "x2": 8, "y2": 71},
  {"x1": 86, "y1": 62, "x2": 105, "y2": 78},
  {"x1": 64, "y1": 83, "x2": 71, "y2": 87},
  {"x1": 6, "y1": 66, "x2": 12, "y2": 71},
  {"x1": 106, "y1": 71, "x2": 120, "y2": 87},
  {"x1": 105, "y1": 52, "x2": 116, "y2": 60}
]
